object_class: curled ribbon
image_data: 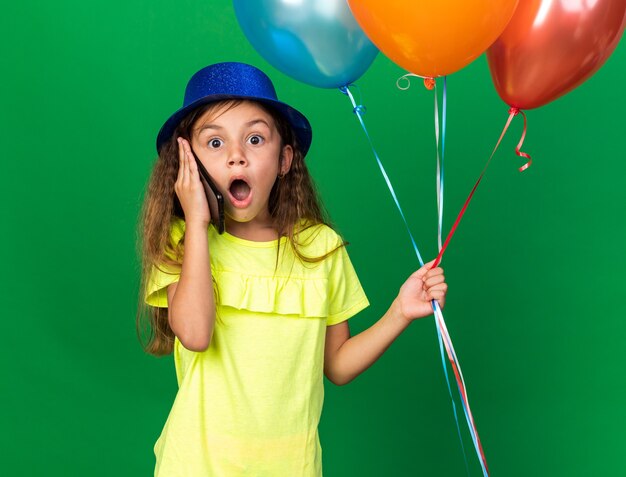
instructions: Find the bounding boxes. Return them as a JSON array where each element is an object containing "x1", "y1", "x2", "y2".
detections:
[
  {"x1": 508, "y1": 108, "x2": 532, "y2": 172},
  {"x1": 396, "y1": 72, "x2": 436, "y2": 92},
  {"x1": 432, "y1": 107, "x2": 533, "y2": 269}
]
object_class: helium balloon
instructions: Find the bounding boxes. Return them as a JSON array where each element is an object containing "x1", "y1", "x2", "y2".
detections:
[
  {"x1": 347, "y1": 0, "x2": 519, "y2": 78},
  {"x1": 487, "y1": 0, "x2": 626, "y2": 110},
  {"x1": 233, "y1": 0, "x2": 379, "y2": 89}
]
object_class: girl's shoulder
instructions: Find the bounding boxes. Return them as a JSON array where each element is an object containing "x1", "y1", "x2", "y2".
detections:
[
  {"x1": 164, "y1": 216, "x2": 186, "y2": 253},
  {"x1": 292, "y1": 220, "x2": 345, "y2": 256},
  {"x1": 167, "y1": 216, "x2": 186, "y2": 238}
]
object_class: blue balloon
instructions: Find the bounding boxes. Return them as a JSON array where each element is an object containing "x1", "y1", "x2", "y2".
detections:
[{"x1": 233, "y1": 0, "x2": 379, "y2": 89}]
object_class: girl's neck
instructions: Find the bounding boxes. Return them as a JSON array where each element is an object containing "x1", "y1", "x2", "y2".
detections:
[{"x1": 224, "y1": 216, "x2": 280, "y2": 242}]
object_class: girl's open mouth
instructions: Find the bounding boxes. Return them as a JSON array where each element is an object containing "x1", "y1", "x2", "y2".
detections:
[{"x1": 228, "y1": 178, "x2": 252, "y2": 208}]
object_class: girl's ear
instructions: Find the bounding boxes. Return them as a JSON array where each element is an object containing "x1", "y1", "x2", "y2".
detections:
[{"x1": 280, "y1": 145, "x2": 294, "y2": 176}]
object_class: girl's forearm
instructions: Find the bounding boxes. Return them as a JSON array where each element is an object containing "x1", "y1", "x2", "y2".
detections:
[
  {"x1": 330, "y1": 299, "x2": 411, "y2": 385},
  {"x1": 169, "y1": 221, "x2": 216, "y2": 351}
]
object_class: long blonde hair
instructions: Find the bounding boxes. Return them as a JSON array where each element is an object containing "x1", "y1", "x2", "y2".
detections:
[{"x1": 136, "y1": 100, "x2": 343, "y2": 356}]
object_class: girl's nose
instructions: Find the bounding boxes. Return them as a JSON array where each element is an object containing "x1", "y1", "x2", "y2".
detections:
[{"x1": 227, "y1": 145, "x2": 248, "y2": 167}]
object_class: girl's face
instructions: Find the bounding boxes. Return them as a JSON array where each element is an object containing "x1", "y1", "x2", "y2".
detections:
[{"x1": 190, "y1": 101, "x2": 293, "y2": 232}]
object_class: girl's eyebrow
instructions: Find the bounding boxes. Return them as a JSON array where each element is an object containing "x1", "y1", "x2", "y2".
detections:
[
  {"x1": 245, "y1": 119, "x2": 271, "y2": 128},
  {"x1": 197, "y1": 118, "x2": 271, "y2": 134},
  {"x1": 196, "y1": 123, "x2": 223, "y2": 133}
]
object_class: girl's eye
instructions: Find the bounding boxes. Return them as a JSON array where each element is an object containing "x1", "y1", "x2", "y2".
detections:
[
  {"x1": 209, "y1": 138, "x2": 223, "y2": 149},
  {"x1": 248, "y1": 135, "x2": 264, "y2": 146}
]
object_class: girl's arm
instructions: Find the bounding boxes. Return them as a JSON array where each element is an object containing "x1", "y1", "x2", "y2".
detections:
[
  {"x1": 324, "y1": 260, "x2": 447, "y2": 385},
  {"x1": 167, "y1": 220, "x2": 216, "y2": 352},
  {"x1": 167, "y1": 138, "x2": 216, "y2": 352}
]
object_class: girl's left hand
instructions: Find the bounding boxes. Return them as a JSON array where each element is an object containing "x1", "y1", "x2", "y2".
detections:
[{"x1": 395, "y1": 259, "x2": 448, "y2": 322}]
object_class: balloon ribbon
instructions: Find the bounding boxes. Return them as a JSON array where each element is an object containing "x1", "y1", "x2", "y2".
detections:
[
  {"x1": 432, "y1": 107, "x2": 531, "y2": 269},
  {"x1": 431, "y1": 78, "x2": 488, "y2": 477},
  {"x1": 340, "y1": 83, "x2": 495, "y2": 476},
  {"x1": 430, "y1": 104, "x2": 532, "y2": 476},
  {"x1": 427, "y1": 105, "x2": 531, "y2": 476}
]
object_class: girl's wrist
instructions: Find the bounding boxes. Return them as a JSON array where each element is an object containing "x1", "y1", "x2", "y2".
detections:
[
  {"x1": 185, "y1": 218, "x2": 210, "y2": 232},
  {"x1": 390, "y1": 297, "x2": 413, "y2": 327}
]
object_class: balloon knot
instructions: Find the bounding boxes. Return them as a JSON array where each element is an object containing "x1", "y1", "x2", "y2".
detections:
[
  {"x1": 353, "y1": 104, "x2": 367, "y2": 115},
  {"x1": 508, "y1": 107, "x2": 520, "y2": 115},
  {"x1": 339, "y1": 86, "x2": 349, "y2": 95},
  {"x1": 423, "y1": 77, "x2": 436, "y2": 90}
]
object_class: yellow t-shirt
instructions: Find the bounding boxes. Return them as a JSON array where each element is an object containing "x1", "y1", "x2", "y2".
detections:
[{"x1": 145, "y1": 218, "x2": 369, "y2": 477}]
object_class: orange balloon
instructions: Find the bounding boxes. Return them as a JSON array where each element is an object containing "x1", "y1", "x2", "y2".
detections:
[{"x1": 347, "y1": 0, "x2": 519, "y2": 77}]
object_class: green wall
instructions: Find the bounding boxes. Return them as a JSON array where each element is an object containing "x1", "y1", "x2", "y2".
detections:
[{"x1": 2, "y1": 1, "x2": 624, "y2": 475}]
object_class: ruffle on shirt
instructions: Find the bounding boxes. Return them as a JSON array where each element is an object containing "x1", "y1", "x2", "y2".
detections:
[{"x1": 214, "y1": 269, "x2": 329, "y2": 318}]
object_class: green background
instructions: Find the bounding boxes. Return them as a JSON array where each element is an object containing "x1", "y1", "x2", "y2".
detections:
[{"x1": 2, "y1": 1, "x2": 625, "y2": 475}]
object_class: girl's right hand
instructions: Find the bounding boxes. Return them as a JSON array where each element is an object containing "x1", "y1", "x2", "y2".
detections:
[{"x1": 174, "y1": 137, "x2": 211, "y2": 226}]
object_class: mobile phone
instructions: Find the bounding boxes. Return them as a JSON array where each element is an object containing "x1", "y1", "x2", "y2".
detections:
[{"x1": 190, "y1": 148, "x2": 225, "y2": 234}]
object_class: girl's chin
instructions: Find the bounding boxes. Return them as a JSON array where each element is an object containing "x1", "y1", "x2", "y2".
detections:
[
  {"x1": 224, "y1": 205, "x2": 272, "y2": 226},
  {"x1": 225, "y1": 208, "x2": 260, "y2": 224},
  {"x1": 226, "y1": 215, "x2": 252, "y2": 224}
]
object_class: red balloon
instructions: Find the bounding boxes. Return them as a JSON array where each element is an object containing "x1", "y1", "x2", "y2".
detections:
[{"x1": 487, "y1": 0, "x2": 626, "y2": 110}]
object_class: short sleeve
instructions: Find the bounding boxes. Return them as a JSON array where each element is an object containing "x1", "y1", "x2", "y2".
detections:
[
  {"x1": 144, "y1": 218, "x2": 185, "y2": 308},
  {"x1": 326, "y1": 243, "x2": 369, "y2": 326},
  {"x1": 145, "y1": 262, "x2": 181, "y2": 308}
]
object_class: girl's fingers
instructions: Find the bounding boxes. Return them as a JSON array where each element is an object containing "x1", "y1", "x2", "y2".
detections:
[
  {"x1": 176, "y1": 137, "x2": 185, "y2": 183},
  {"x1": 180, "y1": 138, "x2": 198, "y2": 181},
  {"x1": 178, "y1": 137, "x2": 191, "y2": 186},
  {"x1": 410, "y1": 259, "x2": 437, "y2": 280},
  {"x1": 424, "y1": 259, "x2": 437, "y2": 269},
  {"x1": 426, "y1": 267, "x2": 444, "y2": 278},
  {"x1": 424, "y1": 274, "x2": 445, "y2": 288},
  {"x1": 410, "y1": 260, "x2": 440, "y2": 280},
  {"x1": 184, "y1": 141, "x2": 199, "y2": 178},
  {"x1": 424, "y1": 283, "x2": 447, "y2": 303},
  {"x1": 173, "y1": 138, "x2": 210, "y2": 223},
  {"x1": 426, "y1": 283, "x2": 448, "y2": 293},
  {"x1": 427, "y1": 290, "x2": 446, "y2": 302},
  {"x1": 427, "y1": 296, "x2": 446, "y2": 309},
  {"x1": 182, "y1": 140, "x2": 191, "y2": 185}
]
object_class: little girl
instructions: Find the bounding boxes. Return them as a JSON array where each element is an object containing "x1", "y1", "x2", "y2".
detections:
[{"x1": 137, "y1": 62, "x2": 447, "y2": 476}]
